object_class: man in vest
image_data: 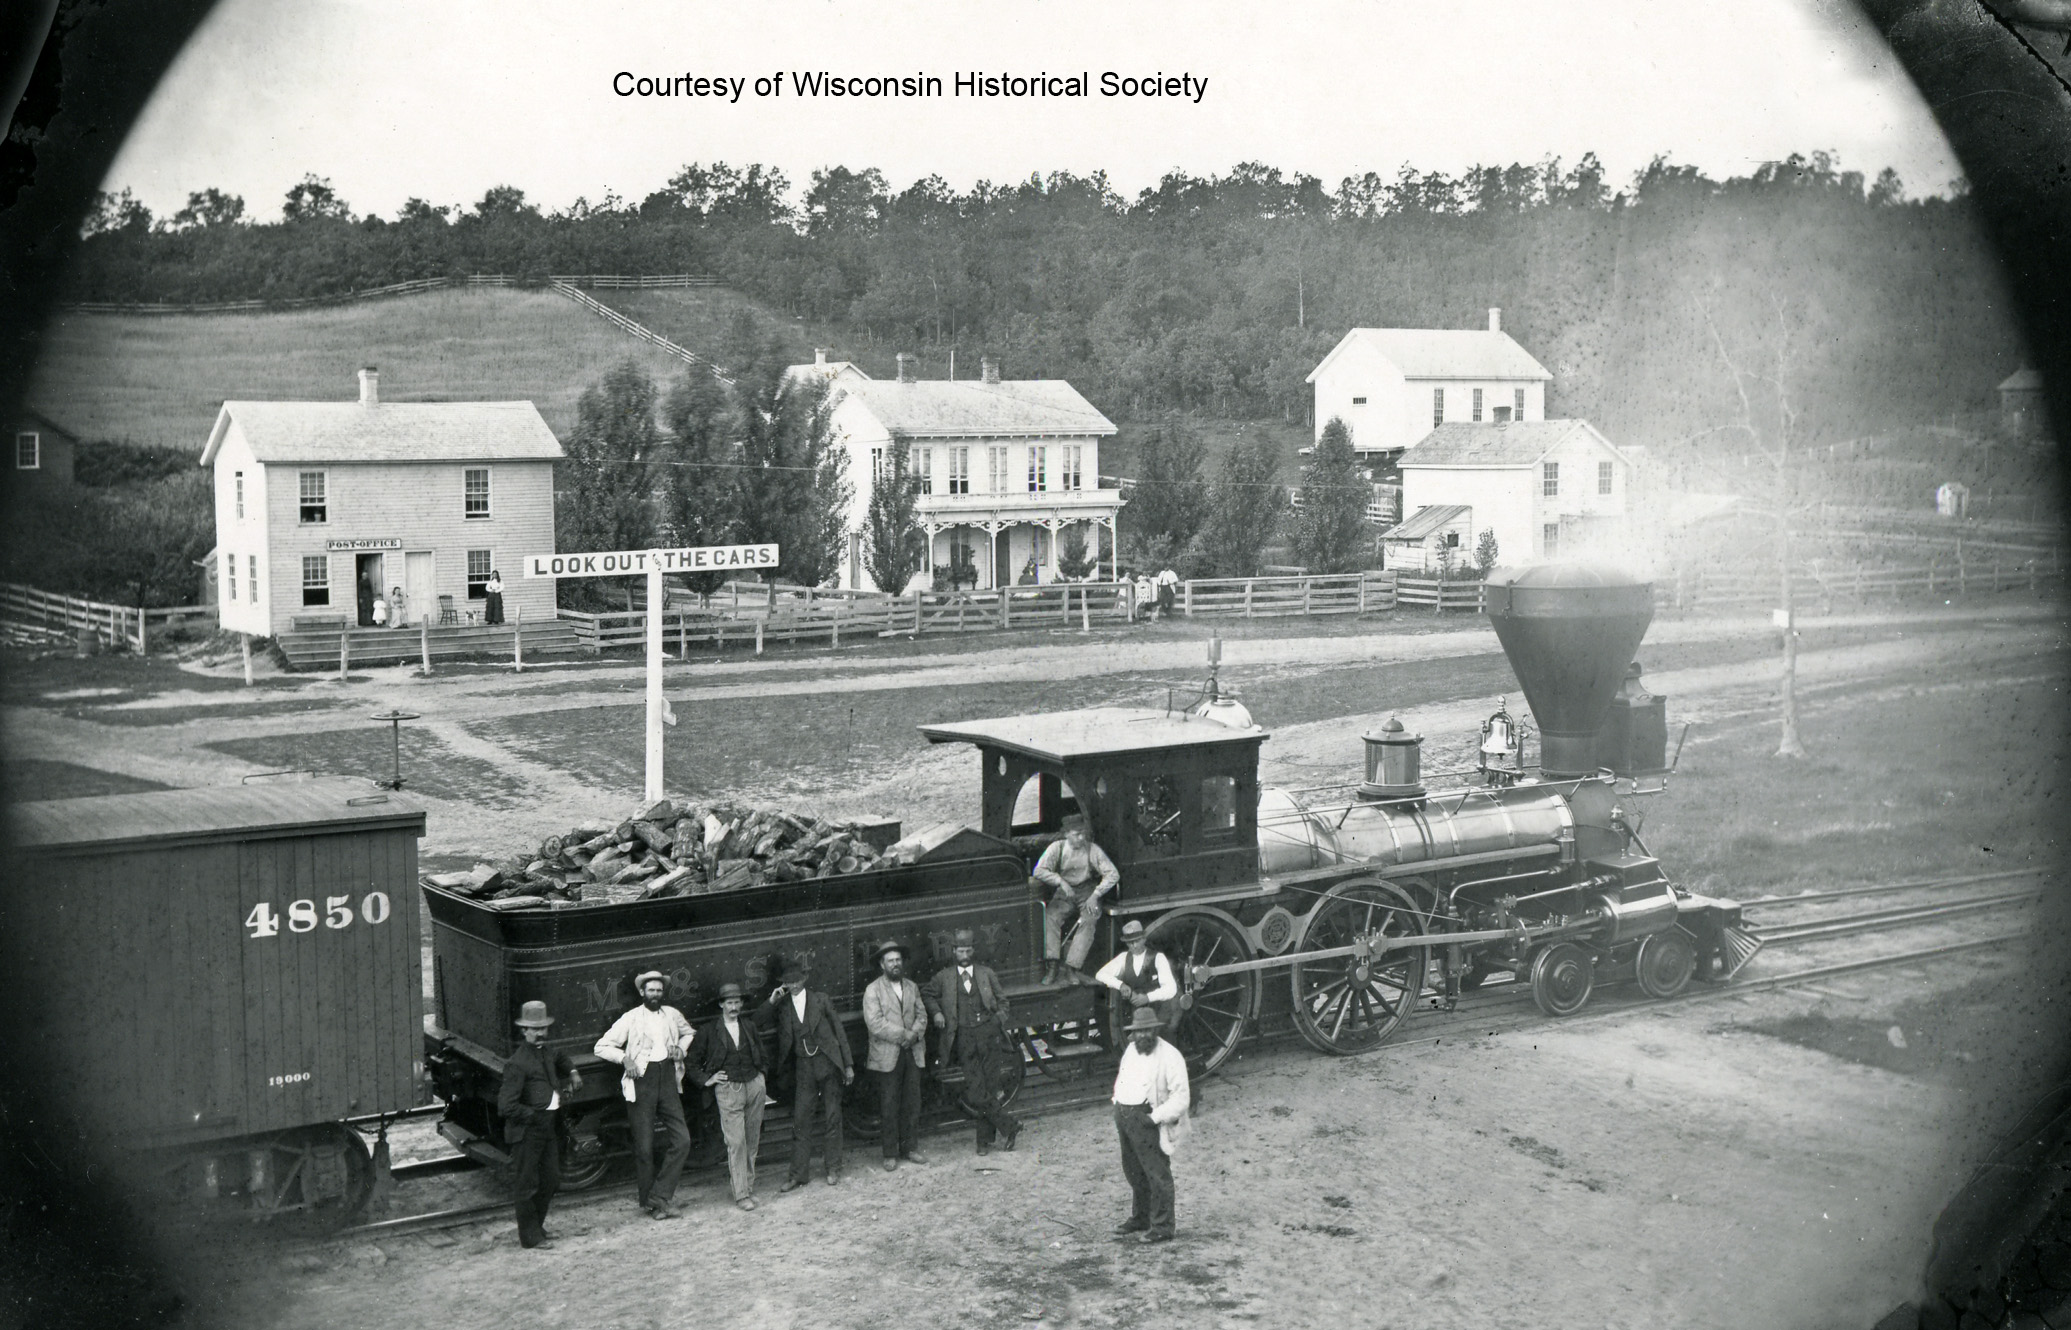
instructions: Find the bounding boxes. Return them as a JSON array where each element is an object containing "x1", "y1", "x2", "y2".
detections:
[
  {"x1": 923, "y1": 927, "x2": 1021, "y2": 1154},
  {"x1": 1111, "y1": 1006, "x2": 1191, "y2": 1244},
  {"x1": 862, "y1": 941, "x2": 931, "y2": 1171},
  {"x1": 694, "y1": 981, "x2": 768, "y2": 1211},
  {"x1": 1034, "y1": 814, "x2": 1121, "y2": 985},
  {"x1": 593, "y1": 970, "x2": 694, "y2": 1219},
  {"x1": 762, "y1": 963, "x2": 854, "y2": 1190},
  {"x1": 499, "y1": 999, "x2": 582, "y2": 1249},
  {"x1": 1095, "y1": 919, "x2": 1179, "y2": 1033}
]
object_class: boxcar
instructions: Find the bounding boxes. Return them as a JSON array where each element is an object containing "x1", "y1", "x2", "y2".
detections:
[{"x1": 5, "y1": 779, "x2": 427, "y2": 1223}]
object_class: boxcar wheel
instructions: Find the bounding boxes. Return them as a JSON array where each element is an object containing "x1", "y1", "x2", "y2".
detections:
[
  {"x1": 1634, "y1": 929, "x2": 1698, "y2": 1000},
  {"x1": 1530, "y1": 942, "x2": 1596, "y2": 1017},
  {"x1": 1289, "y1": 881, "x2": 1428, "y2": 1056},
  {"x1": 1144, "y1": 910, "x2": 1256, "y2": 1076},
  {"x1": 285, "y1": 1124, "x2": 374, "y2": 1234}
]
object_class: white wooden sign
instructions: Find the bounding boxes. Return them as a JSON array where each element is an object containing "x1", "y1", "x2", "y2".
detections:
[{"x1": 523, "y1": 544, "x2": 778, "y2": 578}]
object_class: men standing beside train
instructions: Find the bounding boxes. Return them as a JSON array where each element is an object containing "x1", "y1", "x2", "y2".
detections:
[
  {"x1": 1111, "y1": 1006, "x2": 1191, "y2": 1244},
  {"x1": 764, "y1": 964, "x2": 854, "y2": 1190},
  {"x1": 862, "y1": 941, "x2": 931, "y2": 1171},
  {"x1": 694, "y1": 982, "x2": 768, "y2": 1211},
  {"x1": 499, "y1": 1000, "x2": 582, "y2": 1250},
  {"x1": 593, "y1": 971, "x2": 694, "y2": 1220},
  {"x1": 924, "y1": 928, "x2": 1021, "y2": 1154},
  {"x1": 1034, "y1": 814, "x2": 1121, "y2": 985},
  {"x1": 1096, "y1": 919, "x2": 1179, "y2": 1032}
]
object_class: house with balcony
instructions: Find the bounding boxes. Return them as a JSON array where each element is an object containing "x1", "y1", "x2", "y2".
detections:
[
  {"x1": 200, "y1": 367, "x2": 563, "y2": 640},
  {"x1": 1305, "y1": 309, "x2": 1552, "y2": 461},
  {"x1": 1385, "y1": 419, "x2": 1635, "y2": 570},
  {"x1": 824, "y1": 354, "x2": 1123, "y2": 591}
]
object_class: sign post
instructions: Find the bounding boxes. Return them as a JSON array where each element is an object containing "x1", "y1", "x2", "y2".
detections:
[{"x1": 527, "y1": 543, "x2": 779, "y2": 803}]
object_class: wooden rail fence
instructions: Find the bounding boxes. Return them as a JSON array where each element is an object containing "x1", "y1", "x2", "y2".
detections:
[
  {"x1": 549, "y1": 282, "x2": 724, "y2": 376},
  {"x1": 0, "y1": 583, "x2": 216, "y2": 653},
  {"x1": 1665, "y1": 551, "x2": 2066, "y2": 614},
  {"x1": 61, "y1": 273, "x2": 716, "y2": 316}
]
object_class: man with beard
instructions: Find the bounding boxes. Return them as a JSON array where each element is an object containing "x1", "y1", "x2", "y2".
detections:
[
  {"x1": 1110, "y1": 1006, "x2": 1191, "y2": 1244},
  {"x1": 593, "y1": 970, "x2": 694, "y2": 1219},
  {"x1": 862, "y1": 941, "x2": 930, "y2": 1171},
  {"x1": 499, "y1": 999, "x2": 581, "y2": 1249},
  {"x1": 694, "y1": 981, "x2": 769, "y2": 1211},
  {"x1": 924, "y1": 928, "x2": 1021, "y2": 1155}
]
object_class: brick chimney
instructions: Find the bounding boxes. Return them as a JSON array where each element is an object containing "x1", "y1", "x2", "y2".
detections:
[
  {"x1": 896, "y1": 353, "x2": 915, "y2": 384},
  {"x1": 1487, "y1": 308, "x2": 1501, "y2": 333},
  {"x1": 814, "y1": 348, "x2": 828, "y2": 366},
  {"x1": 358, "y1": 365, "x2": 379, "y2": 406},
  {"x1": 981, "y1": 357, "x2": 1000, "y2": 385}
]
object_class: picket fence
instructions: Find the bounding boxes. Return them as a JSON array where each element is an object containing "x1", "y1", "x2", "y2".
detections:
[{"x1": 0, "y1": 582, "x2": 216, "y2": 653}]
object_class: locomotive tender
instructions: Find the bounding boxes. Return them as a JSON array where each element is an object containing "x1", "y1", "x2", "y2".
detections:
[{"x1": 424, "y1": 562, "x2": 1757, "y2": 1181}]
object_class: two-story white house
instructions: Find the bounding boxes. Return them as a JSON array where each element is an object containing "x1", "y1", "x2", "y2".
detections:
[
  {"x1": 1305, "y1": 309, "x2": 1553, "y2": 460},
  {"x1": 824, "y1": 355, "x2": 1123, "y2": 591},
  {"x1": 202, "y1": 367, "x2": 562, "y2": 637},
  {"x1": 1384, "y1": 420, "x2": 1635, "y2": 570}
]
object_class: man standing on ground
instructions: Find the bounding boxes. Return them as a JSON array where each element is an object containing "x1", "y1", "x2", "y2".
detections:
[
  {"x1": 862, "y1": 941, "x2": 931, "y2": 1171},
  {"x1": 694, "y1": 981, "x2": 768, "y2": 1211},
  {"x1": 924, "y1": 928, "x2": 1022, "y2": 1155},
  {"x1": 1111, "y1": 1006, "x2": 1190, "y2": 1244},
  {"x1": 593, "y1": 970, "x2": 694, "y2": 1220},
  {"x1": 763, "y1": 964, "x2": 854, "y2": 1190},
  {"x1": 1034, "y1": 814, "x2": 1121, "y2": 984},
  {"x1": 1096, "y1": 919, "x2": 1179, "y2": 1033},
  {"x1": 499, "y1": 1000, "x2": 581, "y2": 1250}
]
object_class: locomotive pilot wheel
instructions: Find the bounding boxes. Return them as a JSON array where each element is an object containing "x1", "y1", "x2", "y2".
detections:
[
  {"x1": 557, "y1": 1111, "x2": 612, "y2": 1191},
  {"x1": 1529, "y1": 942, "x2": 1596, "y2": 1017},
  {"x1": 1634, "y1": 928, "x2": 1699, "y2": 1000},
  {"x1": 1139, "y1": 909, "x2": 1257, "y2": 1076},
  {"x1": 1288, "y1": 880, "x2": 1429, "y2": 1056}
]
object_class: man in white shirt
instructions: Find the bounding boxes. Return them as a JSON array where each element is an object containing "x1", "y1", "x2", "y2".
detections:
[
  {"x1": 593, "y1": 970, "x2": 694, "y2": 1219},
  {"x1": 1110, "y1": 1006, "x2": 1190, "y2": 1244},
  {"x1": 1034, "y1": 814, "x2": 1122, "y2": 985},
  {"x1": 1096, "y1": 919, "x2": 1179, "y2": 1033}
]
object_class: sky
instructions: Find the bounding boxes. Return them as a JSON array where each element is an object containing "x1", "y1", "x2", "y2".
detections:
[{"x1": 101, "y1": 0, "x2": 1961, "y2": 222}]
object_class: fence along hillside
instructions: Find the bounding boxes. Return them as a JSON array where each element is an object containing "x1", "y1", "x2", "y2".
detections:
[{"x1": 60, "y1": 273, "x2": 718, "y2": 316}]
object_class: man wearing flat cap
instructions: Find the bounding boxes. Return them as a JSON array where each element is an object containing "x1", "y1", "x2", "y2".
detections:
[
  {"x1": 761, "y1": 963, "x2": 854, "y2": 1189},
  {"x1": 1111, "y1": 1006, "x2": 1191, "y2": 1244},
  {"x1": 593, "y1": 970, "x2": 694, "y2": 1219},
  {"x1": 923, "y1": 928, "x2": 1021, "y2": 1155},
  {"x1": 500, "y1": 1000, "x2": 582, "y2": 1249},
  {"x1": 1096, "y1": 919, "x2": 1179, "y2": 1034},
  {"x1": 693, "y1": 981, "x2": 769, "y2": 1210},
  {"x1": 862, "y1": 941, "x2": 930, "y2": 1171}
]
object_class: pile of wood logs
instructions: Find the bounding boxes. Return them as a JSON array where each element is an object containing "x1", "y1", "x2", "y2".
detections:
[{"x1": 424, "y1": 798, "x2": 896, "y2": 910}]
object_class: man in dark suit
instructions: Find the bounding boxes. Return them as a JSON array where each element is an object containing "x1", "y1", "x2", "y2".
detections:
[
  {"x1": 761, "y1": 964, "x2": 854, "y2": 1190},
  {"x1": 694, "y1": 981, "x2": 769, "y2": 1211},
  {"x1": 923, "y1": 928, "x2": 1022, "y2": 1155},
  {"x1": 498, "y1": 1000, "x2": 582, "y2": 1250}
]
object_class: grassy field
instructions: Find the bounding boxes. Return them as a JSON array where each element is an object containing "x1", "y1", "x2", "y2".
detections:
[
  {"x1": 589, "y1": 287, "x2": 856, "y2": 371},
  {"x1": 25, "y1": 289, "x2": 692, "y2": 449}
]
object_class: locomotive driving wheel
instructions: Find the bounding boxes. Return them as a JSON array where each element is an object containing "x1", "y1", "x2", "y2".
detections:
[
  {"x1": 1634, "y1": 928, "x2": 1699, "y2": 1000},
  {"x1": 1143, "y1": 909, "x2": 1257, "y2": 1076},
  {"x1": 1529, "y1": 942, "x2": 1596, "y2": 1016},
  {"x1": 557, "y1": 1110, "x2": 612, "y2": 1191},
  {"x1": 1288, "y1": 880, "x2": 1428, "y2": 1056}
]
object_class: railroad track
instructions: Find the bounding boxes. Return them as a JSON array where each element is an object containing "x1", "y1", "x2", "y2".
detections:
[
  {"x1": 330, "y1": 910, "x2": 2035, "y2": 1245},
  {"x1": 1740, "y1": 866, "x2": 2048, "y2": 946}
]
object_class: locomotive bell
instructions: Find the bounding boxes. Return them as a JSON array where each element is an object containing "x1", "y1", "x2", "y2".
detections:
[{"x1": 1358, "y1": 716, "x2": 1426, "y2": 802}]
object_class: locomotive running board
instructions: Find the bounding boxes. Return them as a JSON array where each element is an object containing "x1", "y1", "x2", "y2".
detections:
[{"x1": 1716, "y1": 922, "x2": 1765, "y2": 981}]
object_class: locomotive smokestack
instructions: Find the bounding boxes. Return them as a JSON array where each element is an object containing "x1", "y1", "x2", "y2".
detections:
[{"x1": 1484, "y1": 564, "x2": 1654, "y2": 778}]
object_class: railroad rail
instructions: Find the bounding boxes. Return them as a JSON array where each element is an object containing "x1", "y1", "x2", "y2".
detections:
[{"x1": 324, "y1": 919, "x2": 2031, "y2": 1246}]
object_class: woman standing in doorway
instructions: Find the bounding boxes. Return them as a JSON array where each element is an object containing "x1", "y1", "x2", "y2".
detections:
[
  {"x1": 390, "y1": 586, "x2": 408, "y2": 627},
  {"x1": 484, "y1": 569, "x2": 506, "y2": 625}
]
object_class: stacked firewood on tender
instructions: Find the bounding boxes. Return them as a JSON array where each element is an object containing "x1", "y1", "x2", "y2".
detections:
[{"x1": 425, "y1": 798, "x2": 896, "y2": 910}]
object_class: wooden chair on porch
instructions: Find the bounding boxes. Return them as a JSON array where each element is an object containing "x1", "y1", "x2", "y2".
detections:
[{"x1": 437, "y1": 594, "x2": 460, "y2": 625}]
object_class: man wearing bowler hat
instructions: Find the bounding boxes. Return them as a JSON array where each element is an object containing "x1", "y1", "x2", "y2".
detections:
[
  {"x1": 593, "y1": 970, "x2": 694, "y2": 1219},
  {"x1": 500, "y1": 999, "x2": 582, "y2": 1249},
  {"x1": 693, "y1": 981, "x2": 768, "y2": 1210},
  {"x1": 761, "y1": 962, "x2": 853, "y2": 1189},
  {"x1": 923, "y1": 927, "x2": 1021, "y2": 1154},
  {"x1": 862, "y1": 941, "x2": 930, "y2": 1171},
  {"x1": 1111, "y1": 1005, "x2": 1191, "y2": 1244}
]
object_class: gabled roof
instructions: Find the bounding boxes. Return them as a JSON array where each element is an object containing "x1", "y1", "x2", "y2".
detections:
[
  {"x1": 1999, "y1": 368, "x2": 2044, "y2": 392},
  {"x1": 1398, "y1": 420, "x2": 1627, "y2": 469},
  {"x1": 1306, "y1": 328, "x2": 1551, "y2": 383},
  {"x1": 1380, "y1": 503, "x2": 1472, "y2": 541},
  {"x1": 200, "y1": 401, "x2": 564, "y2": 467},
  {"x1": 920, "y1": 707, "x2": 1264, "y2": 762},
  {"x1": 15, "y1": 406, "x2": 81, "y2": 442},
  {"x1": 834, "y1": 379, "x2": 1116, "y2": 440}
]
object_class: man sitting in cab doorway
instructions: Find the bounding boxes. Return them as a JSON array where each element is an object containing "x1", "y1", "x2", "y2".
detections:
[{"x1": 1034, "y1": 813, "x2": 1121, "y2": 985}]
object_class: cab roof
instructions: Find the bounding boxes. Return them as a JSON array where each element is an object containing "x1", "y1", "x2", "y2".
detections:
[{"x1": 919, "y1": 707, "x2": 1267, "y2": 763}]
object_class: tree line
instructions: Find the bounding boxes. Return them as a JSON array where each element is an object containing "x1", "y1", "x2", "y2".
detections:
[{"x1": 70, "y1": 153, "x2": 2020, "y2": 447}]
